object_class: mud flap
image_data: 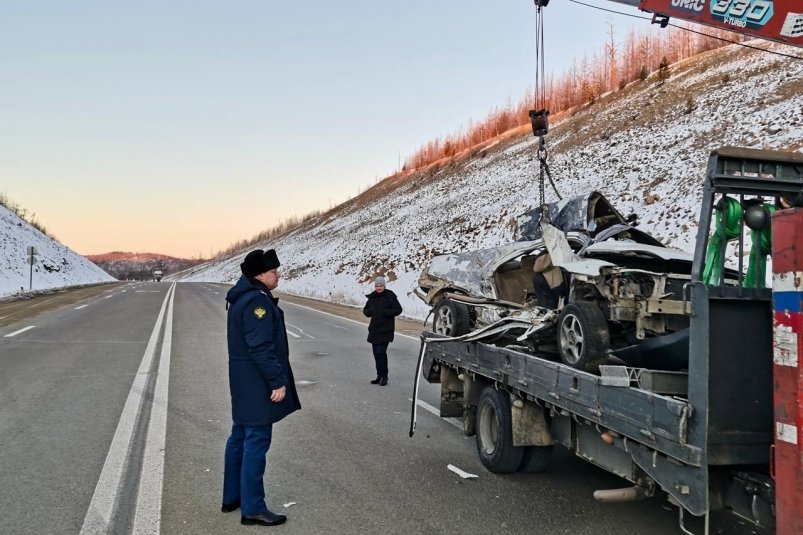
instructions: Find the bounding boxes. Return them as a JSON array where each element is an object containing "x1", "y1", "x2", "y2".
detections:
[{"x1": 409, "y1": 340, "x2": 428, "y2": 437}]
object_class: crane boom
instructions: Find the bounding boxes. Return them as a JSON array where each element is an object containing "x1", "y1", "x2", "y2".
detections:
[{"x1": 572, "y1": 0, "x2": 803, "y2": 48}]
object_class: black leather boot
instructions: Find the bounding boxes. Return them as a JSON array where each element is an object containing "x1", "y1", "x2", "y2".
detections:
[
  {"x1": 370, "y1": 376, "x2": 381, "y2": 384},
  {"x1": 241, "y1": 509, "x2": 287, "y2": 526},
  {"x1": 379, "y1": 376, "x2": 388, "y2": 386}
]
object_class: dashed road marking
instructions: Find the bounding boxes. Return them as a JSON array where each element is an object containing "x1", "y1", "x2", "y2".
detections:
[
  {"x1": 285, "y1": 321, "x2": 315, "y2": 339},
  {"x1": 282, "y1": 301, "x2": 419, "y2": 341},
  {"x1": 4, "y1": 325, "x2": 35, "y2": 338},
  {"x1": 75, "y1": 305, "x2": 88, "y2": 310},
  {"x1": 287, "y1": 330, "x2": 301, "y2": 338},
  {"x1": 411, "y1": 399, "x2": 462, "y2": 430}
]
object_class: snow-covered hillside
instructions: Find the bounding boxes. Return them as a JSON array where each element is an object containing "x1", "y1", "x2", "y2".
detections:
[
  {"x1": 0, "y1": 204, "x2": 115, "y2": 298},
  {"x1": 175, "y1": 42, "x2": 803, "y2": 320}
]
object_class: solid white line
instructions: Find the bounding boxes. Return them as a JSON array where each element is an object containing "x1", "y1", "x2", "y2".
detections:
[
  {"x1": 325, "y1": 322, "x2": 348, "y2": 331},
  {"x1": 132, "y1": 282, "x2": 176, "y2": 533},
  {"x1": 413, "y1": 399, "x2": 462, "y2": 430},
  {"x1": 4, "y1": 325, "x2": 35, "y2": 338},
  {"x1": 104, "y1": 295, "x2": 112, "y2": 299},
  {"x1": 75, "y1": 305, "x2": 88, "y2": 310},
  {"x1": 287, "y1": 330, "x2": 301, "y2": 338},
  {"x1": 79, "y1": 283, "x2": 176, "y2": 535},
  {"x1": 282, "y1": 301, "x2": 419, "y2": 341}
]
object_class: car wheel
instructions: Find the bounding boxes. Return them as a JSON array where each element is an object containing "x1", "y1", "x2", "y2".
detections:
[
  {"x1": 557, "y1": 302, "x2": 610, "y2": 372},
  {"x1": 432, "y1": 299, "x2": 471, "y2": 336},
  {"x1": 518, "y1": 445, "x2": 553, "y2": 473},
  {"x1": 475, "y1": 386, "x2": 524, "y2": 473}
]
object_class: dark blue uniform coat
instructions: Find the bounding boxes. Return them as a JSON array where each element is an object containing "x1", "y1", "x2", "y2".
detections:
[{"x1": 226, "y1": 276, "x2": 301, "y2": 426}]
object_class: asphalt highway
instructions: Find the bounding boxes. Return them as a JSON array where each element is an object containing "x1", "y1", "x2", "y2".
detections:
[{"x1": 0, "y1": 282, "x2": 691, "y2": 535}]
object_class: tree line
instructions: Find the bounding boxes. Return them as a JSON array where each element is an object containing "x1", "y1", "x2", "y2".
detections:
[
  {"x1": 403, "y1": 23, "x2": 741, "y2": 171},
  {"x1": 0, "y1": 192, "x2": 57, "y2": 240}
]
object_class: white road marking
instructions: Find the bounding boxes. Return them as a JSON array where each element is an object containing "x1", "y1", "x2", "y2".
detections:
[
  {"x1": 121, "y1": 290, "x2": 127, "y2": 293},
  {"x1": 287, "y1": 330, "x2": 301, "y2": 338},
  {"x1": 132, "y1": 281, "x2": 176, "y2": 533},
  {"x1": 4, "y1": 325, "x2": 35, "y2": 338},
  {"x1": 104, "y1": 295, "x2": 112, "y2": 299},
  {"x1": 411, "y1": 399, "x2": 462, "y2": 430},
  {"x1": 285, "y1": 321, "x2": 315, "y2": 339},
  {"x1": 282, "y1": 301, "x2": 419, "y2": 341},
  {"x1": 0, "y1": 316, "x2": 7, "y2": 320},
  {"x1": 80, "y1": 283, "x2": 176, "y2": 535},
  {"x1": 75, "y1": 305, "x2": 88, "y2": 310},
  {"x1": 325, "y1": 322, "x2": 348, "y2": 331}
]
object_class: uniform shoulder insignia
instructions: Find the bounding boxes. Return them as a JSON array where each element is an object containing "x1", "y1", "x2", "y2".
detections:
[{"x1": 254, "y1": 306, "x2": 267, "y2": 320}]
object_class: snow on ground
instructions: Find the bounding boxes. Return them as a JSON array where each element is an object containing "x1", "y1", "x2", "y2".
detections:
[
  {"x1": 0, "y1": 204, "x2": 114, "y2": 298},
  {"x1": 175, "y1": 43, "x2": 803, "y2": 320}
]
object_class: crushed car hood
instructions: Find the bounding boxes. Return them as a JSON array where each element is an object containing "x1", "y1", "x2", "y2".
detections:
[{"x1": 583, "y1": 240, "x2": 693, "y2": 262}]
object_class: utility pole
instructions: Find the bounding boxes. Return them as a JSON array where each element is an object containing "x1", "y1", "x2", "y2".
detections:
[{"x1": 26, "y1": 246, "x2": 38, "y2": 290}]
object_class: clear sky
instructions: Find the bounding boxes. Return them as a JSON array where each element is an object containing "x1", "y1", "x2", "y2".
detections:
[{"x1": 0, "y1": 0, "x2": 645, "y2": 258}]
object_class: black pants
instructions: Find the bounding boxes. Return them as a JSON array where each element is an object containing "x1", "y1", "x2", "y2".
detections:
[{"x1": 372, "y1": 342, "x2": 389, "y2": 378}]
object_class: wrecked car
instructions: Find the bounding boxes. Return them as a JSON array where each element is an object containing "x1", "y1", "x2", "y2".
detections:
[{"x1": 415, "y1": 192, "x2": 694, "y2": 372}]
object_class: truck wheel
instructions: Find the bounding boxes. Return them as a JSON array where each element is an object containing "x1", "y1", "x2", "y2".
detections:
[
  {"x1": 518, "y1": 445, "x2": 553, "y2": 473},
  {"x1": 557, "y1": 302, "x2": 610, "y2": 373},
  {"x1": 475, "y1": 387, "x2": 523, "y2": 473},
  {"x1": 433, "y1": 299, "x2": 471, "y2": 336}
]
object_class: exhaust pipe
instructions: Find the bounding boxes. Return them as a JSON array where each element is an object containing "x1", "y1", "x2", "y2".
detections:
[{"x1": 593, "y1": 486, "x2": 646, "y2": 503}]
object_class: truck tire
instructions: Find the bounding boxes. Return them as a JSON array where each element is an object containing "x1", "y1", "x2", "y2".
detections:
[
  {"x1": 557, "y1": 302, "x2": 610, "y2": 373},
  {"x1": 518, "y1": 445, "x2": 553, "y2": 473},
  {"x1": 433, "y1": 299, "x2": 471, "y2": 337},
  {"x1": 475, "y1": 387, "x2": 523, "y2": 473}
]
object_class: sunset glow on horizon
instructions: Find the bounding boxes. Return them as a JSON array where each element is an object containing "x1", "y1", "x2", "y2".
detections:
[{"x1": 1, "y1": 1, "x2": 636, "y2": 258}]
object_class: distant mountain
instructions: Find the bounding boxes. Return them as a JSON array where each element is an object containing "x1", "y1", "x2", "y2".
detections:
[
  {"x1": 0, "y1": 204, "x2": 115, "y2": 298},
  {"x1": 173, "y1": 42, "x2": 803, "y2": 319},
  {"x1": 86, "y1": 252, "x2": 206, "y2": 281}
]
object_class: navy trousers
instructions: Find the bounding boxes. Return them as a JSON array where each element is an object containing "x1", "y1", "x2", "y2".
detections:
[
  {"x1": 372, "y1": 342, "x2": 389, "y2": 378},
  {"x1": 222, "y1": 423, "x2": 273, "y2": 516}
]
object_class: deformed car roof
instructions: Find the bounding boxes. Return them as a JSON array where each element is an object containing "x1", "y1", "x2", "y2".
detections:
[
  {"x1": 424, "y1": 240, "x2": 545, "y2": 297},
  {"x1": 517, "y1": 191, "x2": 664, "y2": 247}
]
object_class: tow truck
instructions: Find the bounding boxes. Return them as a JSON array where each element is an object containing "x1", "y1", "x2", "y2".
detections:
[{"x1": 410, "y1": 2, "x2": 803, "y2": 534}]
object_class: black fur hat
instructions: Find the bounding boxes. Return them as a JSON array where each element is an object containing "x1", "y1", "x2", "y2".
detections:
[{"x1": 241, "y1": 249, "x2": 280, "y2": 278}]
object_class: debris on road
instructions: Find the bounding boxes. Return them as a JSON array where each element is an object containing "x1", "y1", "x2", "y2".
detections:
[{"x1": 447, "y1": 464, "x2": 478, "y2": 479}]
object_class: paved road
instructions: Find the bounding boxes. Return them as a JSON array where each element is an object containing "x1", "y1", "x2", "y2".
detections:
[{"x1": 0, "y1": 282, "x2": 692, "y2": 535}]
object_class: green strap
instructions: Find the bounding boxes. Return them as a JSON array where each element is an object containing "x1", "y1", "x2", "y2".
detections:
[
  {"x1": 703, "y1": 197, "x2": 742, "y2": 286},
  {"x1": 744, "y1": 204, "x2": 776, "y2": 288}
]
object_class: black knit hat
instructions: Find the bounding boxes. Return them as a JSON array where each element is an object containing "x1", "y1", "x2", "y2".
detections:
[{"x1": 241, "y1": 249, "x2": 280, "y2": 278}]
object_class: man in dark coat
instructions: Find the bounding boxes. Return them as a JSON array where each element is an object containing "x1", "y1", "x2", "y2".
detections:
[
  {"x1": 222, "y1": 248, "x2": 301, "y2": 527},
  {"x1": 362, "y1": 276, "x2": 403, "y2": 386}
]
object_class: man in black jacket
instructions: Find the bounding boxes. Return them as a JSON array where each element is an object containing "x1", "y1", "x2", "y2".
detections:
[
  {"x1": 222, "y1": 249, "x2": 301, "y2": 527},
  {"x1": 362, "y1": 276, "x2": 403, "y2": 386}
]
